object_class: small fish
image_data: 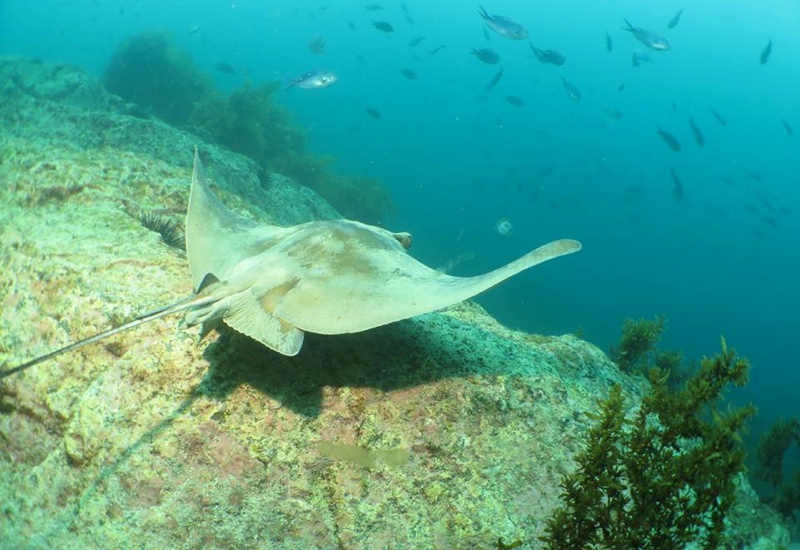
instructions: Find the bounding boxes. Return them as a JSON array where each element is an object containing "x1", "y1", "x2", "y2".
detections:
[
  {"x1": 429, "y1": 44, "x2": 446, "y2": 56},
  {"x1": 347, "y1": 22, "x2": 357, "y2": 30},
  {"x1": 606, "y1": 32, "x2": 613, "y2": 52},
  {"x1": 669, "y1": 168, "x2": 684, "y2": 200},
  {"x1": 366, "y1": 107, "x2": 381, "y2": 119},
  {"x1": 631, "y1": 50, "x2": 652, "y2": 67},
  {"x1": 689, "y1": 117, "x2": 705, "y2": 147},
  {"x1": 471, "y1": 48, "x2": 500, "y2": 64},
  {"x1": 561, "y1": 76, "x2": 581, "y2": 101},
  {"x1": 622, "y1": 18, "x2": 670, "y2": 51},
  {"x1": 483, "y1": 27, "x2": 491, "y2": 41},
  {"x1": 656, "y1": 127, "x2": 681, "y2": 151},
  {"x1": 478, "y1": 5, "x2": 528, "y2": 40},
  {"x1": 364, "y1": 3, "x2": 383, "y2": 10},
  {"x1": 667, "y1": 9, "x2": 683, "y2": 29},
  {"x1": 401, "y1": 3, "x2": 415, "y2": 25},
  {"x1": 484, "y1": 66, "x2": 503, "y2": 92},
  {"x1": 505, "y1": 95, "x2": 525, "y2": 107},
  {"x1": 215, "y1": 62, "x2": 235, "y2": 74},
  {"x1": 530, "y1": 44, "x2": 566, "y2": 66},
  {"x1": 709, "y1": 106, "x2": 727, "y2": 126},
  {"x1": 400, "y1": 68, "x2": 418, "y2": 80},
  {"x1": 408, "y1": 36, "x2": 426, "y2": 47},
  {"x1": 617, "y1": 83, "x2": 626, "y2": 92},
  {"x1": 760, "y1": 39, "x2": 772, "y2": 64},
  {"x1": 188, "y1": 25, "x2": 200, "y2": 35},
  {"x1": 782, "y1": 118, "x2": 794, "y2": 136},
  {"x1": 287, "y1": 70, "x2": 338, "y2": 89},
  {"x1": 308, "y1": 34, "x2": 325, "y2": 54},
  {"x1": 372, "y1": 20, "x2": 394, "y2": 33}
]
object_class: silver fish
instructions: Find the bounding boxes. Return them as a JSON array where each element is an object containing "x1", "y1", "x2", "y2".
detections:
[
  {"x1": 656, "y1": 127, "x2": 681, "y2": 152},
  {"x1": 561, "y1": 76, "x2": 581, "y2": 101},
  {"x1": 478, "y1": 5, "x2": 528, "y2": 40},
  {"x1": 667, "y1": 9, "x2": 683, "y2": 29},
  {"x1": 622, "y1": 18, "x2": 670, "y2": 51},
  {"x1": 669, "y1": 168, "x2": 684, "y2": 201},
  {"x1": 632, "y1": 49, "x2": 653, "y2": 67},
  {"x1": 530, "y1": 44, "x2": 566, "y2": 66},
  {"x1": 288, "y1": 70, "x2": 338, "y2": 89},
  {"x1": 471, "y1": 48, "x2": 500, "y2": 65}
]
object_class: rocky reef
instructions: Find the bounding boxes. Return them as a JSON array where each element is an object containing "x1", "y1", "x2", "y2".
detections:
[{"x1": 0, "y1": 57, "x2": 790, "y2": 549}]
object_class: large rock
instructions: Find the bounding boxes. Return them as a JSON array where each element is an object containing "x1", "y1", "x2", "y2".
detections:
[{"x1": 0, "y1": 57, "x2": 790, "y2": 549}]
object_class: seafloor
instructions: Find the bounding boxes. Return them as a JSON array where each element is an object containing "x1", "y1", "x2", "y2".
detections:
[{"x1": 0, "y1": 57, "x2": 791, "y2": 549}]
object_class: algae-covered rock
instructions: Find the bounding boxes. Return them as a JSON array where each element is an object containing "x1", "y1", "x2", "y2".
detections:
[{"x1": 0, "y1": 58, "x2": 791, "y2": 550}]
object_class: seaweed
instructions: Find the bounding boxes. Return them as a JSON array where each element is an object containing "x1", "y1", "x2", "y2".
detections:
[
  {"x1": 541, "y1": 338, "x2": 756, "y2": 549},
  {"x1": 755, "y1": 417, "x2": 800, "y2": 518},
  {"x1": 609, "y1": 315, "x2": 666, "y2": 373},
  {"x1": 104, "y1": 31, "x2": 213, "y2": 125},
  {"x1": 138, "y1": 211, "x2": 185, "y2": 250}
]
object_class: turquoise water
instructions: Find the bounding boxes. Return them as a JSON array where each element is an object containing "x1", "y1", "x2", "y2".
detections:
[{"x1": 1, "y1": 0, "x2": 798, "y2": 473}]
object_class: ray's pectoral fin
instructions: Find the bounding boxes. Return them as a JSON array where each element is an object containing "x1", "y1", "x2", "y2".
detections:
[{"x1": 183, "y1": 278, "x2": 305, "y2": 357}]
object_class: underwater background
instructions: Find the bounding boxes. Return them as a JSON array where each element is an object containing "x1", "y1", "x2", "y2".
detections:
[{"x1": 1, "y1": 0, "x2": 799, "y2": 540}]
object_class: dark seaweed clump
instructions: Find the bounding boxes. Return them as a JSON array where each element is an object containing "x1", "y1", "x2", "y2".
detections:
[
  {"x1": 755, "y1": 417, "x2": 800, "y2": 518},
  {"x1": 138, "y1": 211, "x2": 185, "y2": 250},
  {"x1": 541, "y1": 338, "x2": 756, "y2": 549},
  {"x1": 104, "y1": 31, "x2": 213, "y2": 125},
  {"x1": 104, "y1": 32, "x2": 394, "y2": 225}
]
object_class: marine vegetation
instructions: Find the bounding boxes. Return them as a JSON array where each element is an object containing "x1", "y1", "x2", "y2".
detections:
[
  {"x1": 609, "y1": 314, "x2": 666, "y2": 373},
  {"x1": 541, "y1": 338, "x2": 756, "y2": 549},
  {"x1": 755, "y1": 416, "x2": 800, "y2": 518},
  {"x1": 104, "y1": 31, "x2": 213, "y2": 125}
]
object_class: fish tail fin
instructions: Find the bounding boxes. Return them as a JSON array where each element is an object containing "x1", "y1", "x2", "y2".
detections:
[
  {"x1": 621, "y1": 18, "x2": 634, "y2": 32},
  {"x1": 478, "y1": 5, "x2": 490, "y2": 20}
]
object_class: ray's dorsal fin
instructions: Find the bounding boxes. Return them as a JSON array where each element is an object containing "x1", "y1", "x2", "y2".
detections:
[{"x1": 185, "y1": 148, "x2": 290, "y2": 290}]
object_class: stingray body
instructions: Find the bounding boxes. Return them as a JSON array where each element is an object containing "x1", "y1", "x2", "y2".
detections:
[{"x1": 1, "y1": 150, "x2": 581, "y2": 378}]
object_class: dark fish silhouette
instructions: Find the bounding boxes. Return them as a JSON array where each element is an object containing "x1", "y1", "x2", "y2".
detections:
[
  {"x1": 782, "y1": 118, "x2": 794, "y2": 136},
  {"x1": 656, "y1": 127, "x2": 681, "y2": 151},
  {"x1": 408, "y1": 36, "x2": 426, "y2": 47},
  {"x1": 471, "y1": 48, "x2": 500, "y2": 64},
  {"x1": 606, "y1": 32, "x2": 613, "y2": 52},
  {"x1": 709, "y1": 107, "x2": 727, "y2": 126},
  {"x1": 401, "y1": 3, "x2": 415, "y2": 25},
  {"x1": 622, "y1": 18, "x2": 670, "y2": 50},
  {"x1": 372, "y1": 20, "x2": 394, "y2": 33},
  {"x1": 366, "y1": 107, "x2": 381, "y2": 119},
  {"x1": 505, "y1": 95, "x2": 525, "y2": 107},
  {"x1": 478, "y1": 5, "x2": 528, "y2": 40},
  {"x1": 760, "y1": 39, "x2": 772, "y2": 64},
  {"x1": 308, "y1": 34, "x2": 325, "y2": 54},
  {"x1": 689, "y1": 117, "x2": 705, "y2": 147},
  {"x1": 483, "y1": 27, "x2": 491, "y2": 41},
  {"x1": 400, "y1": 68, "x2": 417, "y2": 80},
  {"x1": 215, "y1": 62, "x2": 235, "y2": 74},
  {"x1": 561, "y1": 76, "x2": 581, "y2": 101},
  {"x1": 632, "y1": 50, "x2": 652, "y2": 67},
  {"x1": 617, "y1": 83, "x2": 625, "y2": 92},
  {"x1": 429, "y1": 44, "x2": 446, "y2": 56},
  {"x1": 530, "y1": 44, "x2": 566, "y2": 66},
  {"x1": 667, "y1": 9, "x2": 683, "y2": 29},
  {"x1": 484, "y1": 66, "x2": 503, "y2": 92},
  {"x1": 669, "y1": 168, "x2": 684, "y2": 201}
]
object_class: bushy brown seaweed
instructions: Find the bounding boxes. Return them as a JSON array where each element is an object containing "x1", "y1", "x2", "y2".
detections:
[{"x1": 541, "y1": 338, "x2": 756, "y2": 549}]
